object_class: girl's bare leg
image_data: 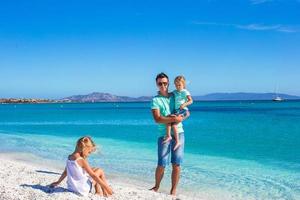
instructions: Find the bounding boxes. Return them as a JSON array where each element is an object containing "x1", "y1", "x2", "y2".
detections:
[
  {"x1": 93, "y1": 168, "x2": 110, "y2": 196},
  {"x1": 93, "y1": 181, "x2": 103, "y2": 196}
]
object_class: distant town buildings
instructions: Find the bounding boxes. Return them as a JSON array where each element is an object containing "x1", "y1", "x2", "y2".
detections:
[{"x1": 0, "y1": 98, "x2": 52, "y2": 104}]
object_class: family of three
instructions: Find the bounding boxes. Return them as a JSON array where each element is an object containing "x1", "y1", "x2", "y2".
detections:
[{"x1": 50, "y1": 72, "x2": 193, "y2": 197}]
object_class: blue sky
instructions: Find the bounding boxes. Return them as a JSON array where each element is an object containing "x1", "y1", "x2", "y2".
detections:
[{"x1": 0, "y1": 0, "x2": 300, "y2": 98}]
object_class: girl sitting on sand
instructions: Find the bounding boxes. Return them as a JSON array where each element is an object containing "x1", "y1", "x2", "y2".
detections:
[{"x1": 50, "y1": 136, "x2": 113, "y2": 197}]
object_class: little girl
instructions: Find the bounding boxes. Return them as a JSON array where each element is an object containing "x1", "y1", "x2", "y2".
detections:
[
  {"x1": 164, "y1": 75, "x2": 193, "y2": 150},
  {"x1": 50, "y1": 136, "x2": 113, "y2": 197}
]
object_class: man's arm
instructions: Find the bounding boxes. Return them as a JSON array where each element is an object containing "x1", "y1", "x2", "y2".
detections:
[{"x1": 152, "y1": 109, "x2": 183, "y2": 124}]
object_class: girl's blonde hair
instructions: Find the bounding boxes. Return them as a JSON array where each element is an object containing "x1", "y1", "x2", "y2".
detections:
[
  {"x1": 174, "y1": 75, "x2": 186, "y2": 88},
  {"x1": 75, "y1": 136, "x2": 96, "y2": 155}
]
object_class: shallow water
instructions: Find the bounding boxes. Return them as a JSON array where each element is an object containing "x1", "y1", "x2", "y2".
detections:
[{"x1": 0, "y1": 101, "x2": 299, "y2": 199}]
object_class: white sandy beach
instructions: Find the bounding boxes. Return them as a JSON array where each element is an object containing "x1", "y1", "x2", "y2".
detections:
[{"x1": 0, "y1": 153, "x2": 197, "y2": 200}]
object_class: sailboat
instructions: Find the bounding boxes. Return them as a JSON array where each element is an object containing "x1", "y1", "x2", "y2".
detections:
[
  {"x1": 273, "y1": 86, "x2": 284, "y2": 101},
  {"x1": 273, "y1": 96, "x2": 284, "y2": 101}
]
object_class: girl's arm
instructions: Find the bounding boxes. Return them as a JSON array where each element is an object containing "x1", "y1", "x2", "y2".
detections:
[
  {"x1": 79, "y1": 159, "x2": 113, "y2": 195},
  {"x1": 180, "y1": 95, "x2": 193, "y2": 110},
  {"x1": 50, "y1": 168, "x2": 67, "y2": 187}
]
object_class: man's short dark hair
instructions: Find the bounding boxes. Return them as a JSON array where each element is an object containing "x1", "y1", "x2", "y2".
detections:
[{"x1": 155, "y1": 72, "x2": 169, "y2": 82}]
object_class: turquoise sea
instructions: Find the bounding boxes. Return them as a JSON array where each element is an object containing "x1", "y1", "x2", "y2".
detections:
[{"x1": 0, "y1": 101, "x2": 300, "y2": 199}]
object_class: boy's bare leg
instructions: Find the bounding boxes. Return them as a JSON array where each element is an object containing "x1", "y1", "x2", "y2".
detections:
[
  {"x1": 163, "y1": 123, "x2": 172, "y2": 143},
  {"x1": 172, "y1": 123, "x2": 181, "y2": 151}
]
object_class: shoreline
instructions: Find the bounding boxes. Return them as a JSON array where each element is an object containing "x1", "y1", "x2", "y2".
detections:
[
  {"x1": 1, "y1": 99, "x2": 300, "y2": 105},
  {"x1": 0, "y1": 152, "x2": 196, "y2": 200}
]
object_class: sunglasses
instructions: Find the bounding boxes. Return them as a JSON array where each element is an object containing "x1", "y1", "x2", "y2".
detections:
[{"x1": 157, "y1": 82, "x2": 168, "y2": 86}]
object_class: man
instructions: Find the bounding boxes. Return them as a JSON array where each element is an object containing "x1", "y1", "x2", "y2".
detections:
[{"x1": 150, "y1": 72, "x2": 185, "y2": 196}]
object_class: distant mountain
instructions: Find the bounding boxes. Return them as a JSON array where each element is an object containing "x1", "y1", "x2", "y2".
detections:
[
  {"x1": 2, "y1": 92, "x2": 298, "y2": 104},
  {"x1": 59, "y1": 92, "x2": 300, "y2": 103},
  {"x1": 60, "y1": 92, "x2": 152, "y2": 102},
  {"x1": 193, "y1": 92, "x2": 300, "y2": 101}
]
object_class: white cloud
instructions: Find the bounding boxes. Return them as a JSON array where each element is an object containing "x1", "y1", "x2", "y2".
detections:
[
  {"x1": 276, "y1": 26, "x2": 300, "y2": 33},
  {"x1": 237, "y1": 24, "x2": 300, "y2": 33},
  {"x1": 251, "y1": 0, "x2": 300, "y2": 5},
  {"x1": 250, "y1": 0, "x2": 273, "y2": 5},
  {"x1": 191, "y1": 21, "x2": 300, "y2": 33},
  {"x1": 236, "y1": 24, "x2": 281, "y2": 31}
]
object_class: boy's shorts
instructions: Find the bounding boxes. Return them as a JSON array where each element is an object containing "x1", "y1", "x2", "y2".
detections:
[
  {"x1": 175, "y1": 109, "x2": 188, "y2": 117},
  {"x1": 157, "y1": 132, "x2": 185, "y2": 167}
]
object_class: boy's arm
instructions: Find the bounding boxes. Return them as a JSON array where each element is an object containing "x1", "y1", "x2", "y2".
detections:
[
  {"x1": 180, "y1": 95, "x2": 193, "y2": 110},
  {"x1": 152, "y1": 109, "x2": 183, "y2": 124},
  {"x1": 50, "y1": 168, "x2": 67, "y2": 187}
]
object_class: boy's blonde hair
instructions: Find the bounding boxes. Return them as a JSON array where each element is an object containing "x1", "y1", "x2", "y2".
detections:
[
  {"x1": 174, "y1": 75, "x2": 186, "y2": 88},
  {"x1": 75, "y1": 136, "x2": 96, "y2": 154}
]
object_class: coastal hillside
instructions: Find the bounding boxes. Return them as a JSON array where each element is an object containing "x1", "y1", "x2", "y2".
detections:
[
  {"x1": 60, "y1": 92, "x2": 152, "y2": 102},
  {"x1": 1, "y1": 92, "x2": 299, "y2": 103},
  {"x1": 193, "y1": 92, "x2": 300, "y2": 101},
  {"x1": 60, "y1": 92, "x2": 300, "y2": 102}
]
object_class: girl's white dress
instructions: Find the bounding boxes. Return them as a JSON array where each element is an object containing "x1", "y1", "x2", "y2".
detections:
[{"x1": 66, "y1": 157, "x2": 92, "y2": 196}]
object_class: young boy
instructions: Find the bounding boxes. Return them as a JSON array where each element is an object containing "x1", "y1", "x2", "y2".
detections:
[{"x1": 164, "y1": 75, "x2": 193, "y2": 150}]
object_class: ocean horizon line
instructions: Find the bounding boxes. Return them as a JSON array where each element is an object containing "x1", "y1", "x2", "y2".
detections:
[
  {"x1": 1, "y1": 92, "x2": 300, "y2": 103},
  {"x1": 2, "y1": 99, "x2": 300, "y2": 104}
]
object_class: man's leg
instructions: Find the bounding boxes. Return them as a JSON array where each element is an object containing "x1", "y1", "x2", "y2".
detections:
[
  {"x1": 150, "y1": 136, "x2": 170, "y2": 192},
  {"x1": 170, "y1": 132, "x2": 185, "y2": 196},
  {"x1": 171, "y1": 164, "x2": 181, "y2": 195},
  {"x1": 150, "y1": 165, "x2": 165, "y2": 191}
]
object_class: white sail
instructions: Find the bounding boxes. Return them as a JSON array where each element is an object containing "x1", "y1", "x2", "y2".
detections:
[{"x1": 273, "y1": 86, "x2": 284, "y2": 101}]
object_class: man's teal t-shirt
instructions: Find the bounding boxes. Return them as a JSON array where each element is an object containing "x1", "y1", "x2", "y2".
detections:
[{"x1": 151, "y1": 93, "x2": 184, "y2": 136}]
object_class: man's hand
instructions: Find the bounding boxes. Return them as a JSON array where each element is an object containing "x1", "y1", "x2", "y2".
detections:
[{"x1": 173, "y1": 115, "x2": 183, "y2": 123}]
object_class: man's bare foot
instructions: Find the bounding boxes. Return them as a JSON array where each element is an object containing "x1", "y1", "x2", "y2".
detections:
[
  {"x1": 163, "y1": 136, "x2": 172, "y2": 144},
  {"x1": 170, "y1": 188, "x2": 176, "y2": 196},
  {"x1": 173, "y1": 141, "x2": 181, "y2": 151},
  {"x1": 149, "y1": 186, "x2": 159, "y2": 192}
]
